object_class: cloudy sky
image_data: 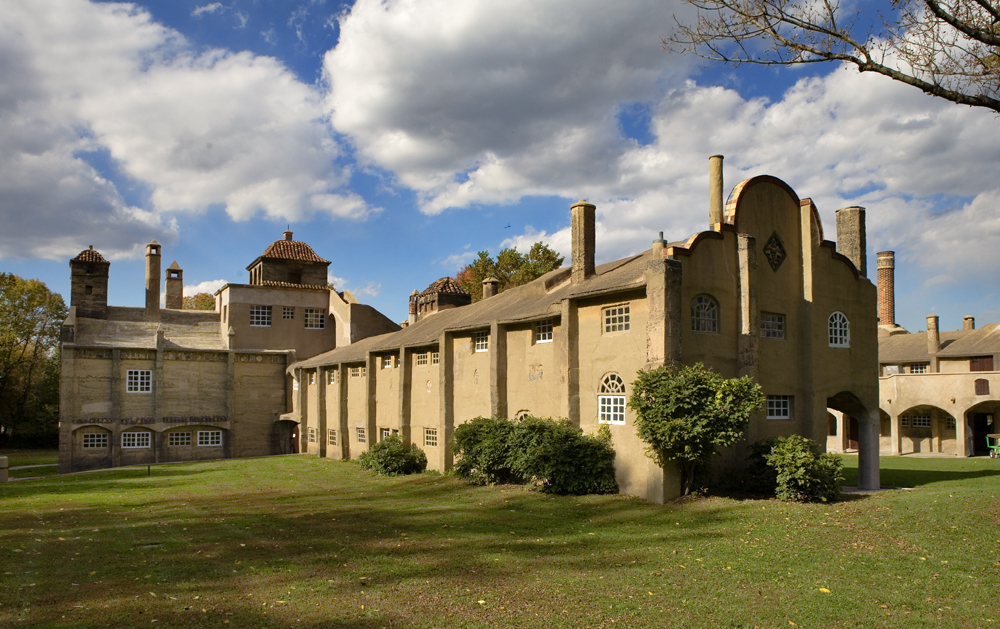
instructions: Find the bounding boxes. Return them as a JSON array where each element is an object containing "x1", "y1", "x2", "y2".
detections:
[{"x1": 1, "y1": 0, "x2": 998, "y2": 330}]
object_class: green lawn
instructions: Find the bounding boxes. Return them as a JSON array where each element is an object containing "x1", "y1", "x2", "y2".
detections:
[
  {"x1": 0, "y1": 448, "x2": 59, "y2": 479},
  {"x1": 1, "y1": 454, "x2": 998, "y2": 628}
]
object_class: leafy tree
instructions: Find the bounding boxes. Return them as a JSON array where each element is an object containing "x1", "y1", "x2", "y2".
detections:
[
  {"x1": 182, "y1": 292, "x2": 215, "y2": 310},
  {"x1": 0, "y1": 274, "x2": 66, "y2": 447},
  {"x1": 669, "y1": 0, "x2": 1000, "y2": 113},
  {"x1": 455, "y1": 242, "x2": 564, "y2": 301},
  {"x1": 629, "y1": 363, "x2": 764, "y2": 496}
]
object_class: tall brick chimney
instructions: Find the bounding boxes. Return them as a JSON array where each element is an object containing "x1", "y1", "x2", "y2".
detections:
[
  {"x1": 835, "y1": 207, "x2": 867, "y2": 276},
  {"x1": 145, "y1": 240, "x2": 161, "y2": 319},
  {"x1": 571, "y1": 200, "x2": 595, "y2": 285},
  {"x1": 709, "y1": 155, "x2": 724, "y2": 229},
  {"x1": 876, "y1": 251, "x2": 895, "y2": 326},
  {"x1": 165, "y1": 261, "x2": 183, "y2": 309}
]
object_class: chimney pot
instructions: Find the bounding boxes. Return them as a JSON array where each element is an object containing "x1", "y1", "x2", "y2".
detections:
[
  {"x1": 145, "y1": 241, "x2": 161, "y2": 319},
  {"x1": 284, "y1": 229, "x2": 293, "y2": 241},
  {"x1": 876, "y1": 251, "x2": 895, "y2": 326},
  {"x1": 927, "y1": 314, "x2": 940, "y2": 355},
  {"x1": 963, "y1": 316, "x2": 975, "y2": 331},
  {"x1": 482, "y1": 277, "x2": 499, "y2": 299},
  {"x1": 571, "y1": 200, "x2": 596, "y2": 284},
  {"x1": 835, "y1": 207, "x2": 867, "y2": 276},
  {"x1": 709, "y1": 155, "x2": 724, "y2": 229}
]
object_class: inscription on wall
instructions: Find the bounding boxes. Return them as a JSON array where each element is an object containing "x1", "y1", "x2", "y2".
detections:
[
  {"x1": 73, "y1": 415, "x2": 229, "y2": 425},
  {"x1": 164, "y1": 351, "x2": 227, "y2": 362},
  {"x1": 235, "y1": 354, "x2": 286, "y2": 364}
]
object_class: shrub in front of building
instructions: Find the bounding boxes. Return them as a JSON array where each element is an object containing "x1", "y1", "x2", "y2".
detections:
[
  {"x1": 452, "y1": 415, "x2": 618, "y2": 495},
  {"x1": 749, "y1": 435, "x2": 843, "y2": 502},
  {"x1": 358, "y1": 434, "x2": 427, "y2": 476}
]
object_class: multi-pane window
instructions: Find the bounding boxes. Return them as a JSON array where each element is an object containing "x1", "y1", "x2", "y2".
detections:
[
  {"x1": 328, "y1": 430, "x2": 337, "y2": 446},
  {"x1": 604, "y1": 305, "x2": 630, "y2": 333},
  {"x1": 535, "y1": 319, "x2": 554, "y2": 343},
  {"x1": 283, "y1": 307, "x2": 295, "y2": 320},
  {"x1": 975, "y1": 378, "x2": 990, "y2": 395},
  {"x1": 909, "y1": 363, "x2": 928, "y2": 374},
  {"x1": 383, "y1": 355, "x2": 393, "y2": 369},
  {"x1": 122, "y1": 431, "x2": 151, "y2": 448},
  {"x1": 356, "y1": 427, "x2": 366, "y2": 443},
  {"x1": 351, "y1": 367, "x2": 360, "y2": 378},
  {"x1": 126, "y1": 370, "x2": 151, "y2": 393},
  {"x1": 308, "y1": 427, "x2": 316, "y2": 443},
  {"x1": 766, "y1": 395, "x2": 792, "y2": 420},
  {"x1": 361, "y1": 367, "x2": 367, "y2": 377},
  {"x1": 198, "y1": 430, "x2": 222, "y2": 446},
  {"x1": 424, "y1": 428, "x2": 438, "y2": 446},
  {"x1": 828, "y1": 312, "x2": 850, "y2": 347},
  {"x1": 474, "y1": 330, "x2": 489, "y2": 352},
  {"x1": 416, "y1": 352, "x2": 428, "y2": 365},
  {"x1": 946, "y1": 417, "x2": 957, "y2": 430},
  {"x1": 598, "y1": 373, "x2": 627, "y2": 425},
  {"x1": 691, "y1": 295, "x2": 719, "y2": 333},
  {"x1": 432, "y1": 352, "x2": 440, "y2": 365},
  {"x1": 900, "y1": 415, "x2": 910, "y2": 427},
  {"x1": 327, "y1": 370, "x2": 337, "y2": 384},
  {"x1": 760, "y1": 312, "x2": 785, "y2": 339},
  {"x1": 380, "y1": 427, "x2": 391, "y2": 441},
  {"x1": 971, "y1": 356, "x2": 994, "y2": 372},
  {"x1": 250, "y1": 305, "x2": 271, "y2": 327},
  {"x1": 304, "y1": 308, "x2": 325, "y2": 329},
  {"x1": 168, "y1": 432, "x2": 191, "y2": 446},
  {"x1": 308, "y1": 372, "x2": 315, "y2": 385},
  {"x1": 907, "y1": 414, "x2": 931, "y2": 428},
  {"x1": 82, "y1": 432, "x2": 108, "y2": 448}
]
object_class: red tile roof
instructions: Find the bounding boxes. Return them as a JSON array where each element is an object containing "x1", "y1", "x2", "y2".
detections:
[
  {"x1": 420, "y1": 277, "x2": 469, "y2": 297},
  {"x1": 260, "y1": 240, "x2": 329, "y2": 264},
  {"x1": 72, "y1": 247, "x2": 109, "y2": 264}
]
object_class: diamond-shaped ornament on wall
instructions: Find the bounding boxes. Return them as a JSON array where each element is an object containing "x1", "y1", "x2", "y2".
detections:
[{"x1": 763, "y1": 232, "x2": 786, "y2": 272}]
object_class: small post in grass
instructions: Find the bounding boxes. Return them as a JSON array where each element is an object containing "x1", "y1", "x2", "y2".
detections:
[
  {"x1": 147, "y1": 465, "x2": 151, "y2": 477},
  {"x1": 0, "y1": 456, "x2": 7, "y2": 482}
]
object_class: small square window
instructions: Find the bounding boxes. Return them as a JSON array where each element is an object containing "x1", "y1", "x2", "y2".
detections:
[
  {"x1": 604, "y1": 305, "x2": 630, "y2": 333},
  {"x1": 380, "y1": 427, "x2": 391, "y2": 441},
  {"x1": 308, "y1": 427, "x2": 316, "y2": 443},
  {"x1": 283, "y1": 307, "x2": 295, "y2": 320},
  {"x1": 356, "y1": 427, "x2": 366, "y2": 443},
  {"x1": 766, "y1": 395, "x2": 792, "y2": 420},
  {"x1": 382, "y1": 355, "x2": 393, "y2": 369},
  {"x1": 351, "y1": 367, "x2": 360, "y2": 378},
  {"x1": 198, "y1": 430, "x2": 222, "y2": 446},
  {"x1": 474, "y1": 330, "x2": 489, "y2": 352},
  {"x1": 760, "y1": 313, "x2": 785, "y2": 339},
  {"x1": 328, "y1": 430, "x2": 337, "y2": 445},
  {"x1": 416, "y1": 352, "x2": 428, "y2": 366},
  {"x1": 424, "y1": 428, "x2": 438, "y2": 446},
  {"x1": 361, "y1": 366, "x2": 367, "y2": 377},
  {"x1": 535, "y1": 319, "x2": 554, "y2": 343},
  {"x1": 304, "y1": 308, "x2": 325, "y2": 329},
  {"x1": 432, "y1": 352, "x2": 440, "y2": 365},
  {"x1": 126, "y1": 370, "x2": 151, "y2": 393},
  {"x1": 168, "y1": 432, "x2": 191, "y2": 446},
  {"x1": 946, "y1": 417, "x2": 956, "y2": 430},
  {"x1": 82, "y1": 432, "x2": 108, "y2": 448},
  {"x1": 250, "y1": 305, "x2": 271, "y2": 327},
  {"x1": 122, "y1": 431, "x2": 151, "y2": 448},
  {"x1": 975, "y1": 378, "x2": 990, "y2": 395},
  {"x1": 901, "y1": 415, "x2": 910, "y2": 427},
  {"x1": 909, "y1": 363, "x2": 928, "y2": 374}
]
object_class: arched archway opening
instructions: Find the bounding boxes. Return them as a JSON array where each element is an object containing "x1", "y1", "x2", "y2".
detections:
[
  {"x1": 273, "y1": 420, "x2": 300, "y2": 455},
  {"x1": 896, "y1": 405, "x2": 955, "y2": 455},
  {"x1": 965, "y1": 400, "x2": 1000, "y2": 456},
  {"x1": 827, "y1": 391, "x2": 879, "y2": 490}
]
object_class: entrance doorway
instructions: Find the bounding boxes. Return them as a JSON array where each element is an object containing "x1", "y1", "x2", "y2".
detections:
[{"x1": 972, "y1": 413, "x2": 995, "y2": 456}]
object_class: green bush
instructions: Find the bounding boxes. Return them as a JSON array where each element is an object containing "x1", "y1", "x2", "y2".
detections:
[
  {"x1": 358, "y1": 434, "x2": 427, "y2": 476},
  {"x1": 760, "y1": 435, "x2": 843, "y2": 502},
  {"x1": 452, "y1": 415, "x2": 618, "y2": 495}
]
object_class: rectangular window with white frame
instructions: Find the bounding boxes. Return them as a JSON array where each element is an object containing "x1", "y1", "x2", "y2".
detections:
[
  {"x1": 126, "y1": 370, "x2": 152, "y2": 393},
  {"x1": 122, "y1": 431, "x2": 151, "y2": 448},
  {"x1": 198, "y1": 430, "x2": 222, "y2": 446},
  {"x1": 760, "y1": 313, "x2": 786, "y2": 339},
  {"x1": 356, "y1": 427, "x2": 366, "y2": 443},
  {"x1": 382, "y1": 355, "x2": 393, "y2": 369},
  {"x1": 250, "y1": 305, "x2": 271, "y2": 327},
  {"x1": 424, "y1": 428, "x2": 438, "y2": 446},
  {"x1": 604, "y1": 304, "x2": 630, "y2": 333},
  {"x1": 82, "y1": 432, "x2": 108, "y2": 448},
  {"x1": 168, "y1": 432, "x2": 191, "y2": 446},
  {"x1": 283, "y1": 306, "x2": 294, "y2": 320},
  {"x1": 474, "y1": 330, "x2": 489, "y2": 352},
  {"x1": 328, "y1": 430, "x2": 337, "y2": 446},
  {"x1": 380, "y1": 427, "x2": 390, "y2": 441},
  {"x1": 909, "y1": 363, "x2": 928, "y2": 374},
  {"x1": 416, "y1": 352, "x2": 428, "y2": 366},
  {"x1": 906, "y1": 414, "x2": 931, "y2": 428},
  {"x1": 351, "y1": 367, "x2": 360, "y2": 378},
  {"x1": 598, "y1": 395, "x2": 626, "y2": 424},
  {"x1": 946, "y1": 417, "x2": 956, "y2": 430},
  {"x1": 432, "y1": 351, "x2": 440, "y2": 365},
  {"x1": 304, "y1": 308, "x2": 325, "y2": 329},
  {"x1": 308, "y1": 427, "x2": 316, "y2": 443},
  {"x1": 766, "y1": 395, "x2": 792, "y2": 420},
  {"x1": 535, "y1": 319, "x2": 554, "y2": 343}
]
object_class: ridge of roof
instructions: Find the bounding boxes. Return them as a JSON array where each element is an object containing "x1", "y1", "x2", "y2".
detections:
[
  {"x1": 420, "y1": 277, "x2": 469, "y2": 297},
  {"x1": 72, "y1": 247, "x2": 109, "y2": 264},
  {"x1": 258, "y1": 239, "x2": 329, "y2": 264}
]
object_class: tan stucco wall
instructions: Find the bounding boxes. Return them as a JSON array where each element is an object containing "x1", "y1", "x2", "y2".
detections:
[
  {"x1": 450, "y1": 332, "x2": 492, "y2": 426},
  {"x1": 504, "y1": 322, "x2": 561, "y2": 420},
  {"x1": 344, "y1": 363, "x2": 369, "y2": 453},
  {"x1": 374, "y1": 353, "x2": 400, "y2": 434},
  {"x1": 409, "y1": 346, "x2": 441, "y2": 454},
  {"x1": 220, "y1": 285, "x2": 336, "y2": 360}
]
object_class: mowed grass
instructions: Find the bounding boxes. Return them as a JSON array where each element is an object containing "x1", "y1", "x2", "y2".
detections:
[
  {"x1": 1, "y1": 448, "x2": 59, "y2": 479},
  {"x1": 1, "y1": 455, "x2": 999, "y2": 628}
]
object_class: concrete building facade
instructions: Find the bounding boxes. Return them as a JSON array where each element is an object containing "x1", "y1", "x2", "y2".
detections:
[{"x1": 288, "y1": 158, "x2": 881, "y2": 502}]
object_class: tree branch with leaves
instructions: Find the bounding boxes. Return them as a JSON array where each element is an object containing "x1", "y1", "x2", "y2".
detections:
[{"x1": 669, "y1": 0, "x2": 1000, "y2": 113}]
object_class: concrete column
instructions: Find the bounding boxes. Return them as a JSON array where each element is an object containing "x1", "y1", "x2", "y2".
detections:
[
  {"x1": 643, "y1": 257, "x2": 682, "y2": 369},
  {"x1": 366, "y1": 355, "x2": 378, "y2": 450},
  {"x1": 889, "y1": 411, "x2": 901, "y2": 455},
  {"x1": 736, "y1": 234, "x2": 759, "y2": 379},
  {"x1": 59, "y1": 347, "x2": 76, "y2": 474},
  {"x1": 927, "y1": 315, "x2": 940, "y2": 373},
  {"x1": 956, "y1": 408, "x2": 969, "y2": 457},
  {"x1": 398, "y1": 346, "x2": 412, "y2": 446},
  {"x1": 558, "y1": 299, "x2": 580, "y2": 425},
  {"x1": 835, "y1": 207, "x2": 867, "y2": 276},
  {"x1": 438, "y1": 332, "x2": 454, "y2": 470},
  {"x1": 856, "y1": 410, "x2": 881, "y2": 490},
  {"x1": 226, "y1": 352, "x2": 236, "y2": 454},
  {"x1": 297, "y1": 366, "x2": 309, "y2": 453},
  {"x1": 317, "y1": 367, "x2": 327, "y2": 458},
  {"x1": 154, "y1": 330, "x2": 164, "y2": 422},
  {"x1": 339, "y1": 364, "x2": 349, "y2": 460},
  {"x1": 490, "y1": 321, "x2": 507, "y2": 418},
  {"x1": 709, "y1": 155, "x2": 724, "y2": 228}
]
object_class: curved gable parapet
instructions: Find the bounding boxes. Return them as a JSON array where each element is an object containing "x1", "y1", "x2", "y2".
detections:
[
  {"x1": 819, "y1": 241, "x2": 861, "y2": 279},
  {"x1": 724, "y1": 175, "x2": 801, "y2": 231},
  {"x1": 665, "y1": 229, "x2": 724, "y2": 258},
  {"x1": 799, "y1": 198, "x2": 825, "y2": 242}
]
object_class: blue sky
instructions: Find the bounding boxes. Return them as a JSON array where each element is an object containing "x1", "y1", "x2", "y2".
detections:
[{"x1": 2, "y1": 0, "x2": 999, "y2": 331}]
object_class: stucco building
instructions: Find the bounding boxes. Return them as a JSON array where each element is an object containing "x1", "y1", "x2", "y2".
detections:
[
  {"x1": 869, "y1": 251, "x2": 1000, "y2": 457},
  {"x1": 58, "y1": 232, "x2": 398, "y2": 473},
  {"x1": 288, "y1": 157, "x2": 881, "y2": 503}
]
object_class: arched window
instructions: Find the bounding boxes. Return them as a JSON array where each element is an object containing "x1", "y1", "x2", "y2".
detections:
[
  {"x1": 691, "y1": 295, "x2": 719, "y2": 333},
  {"x1": 598, "y1": 374, "x2": 626, "y2": 425},
  {"x1": 828, "y1": 311, "x2": 850, "y2": 347}
]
